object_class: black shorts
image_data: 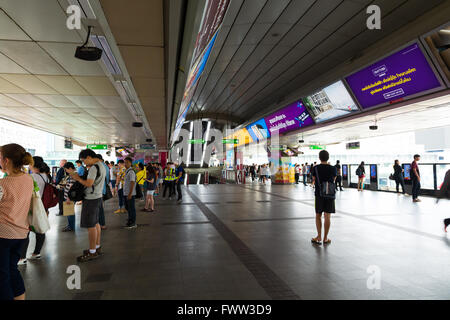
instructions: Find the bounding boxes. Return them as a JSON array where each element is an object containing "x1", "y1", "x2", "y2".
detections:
[
  {"x1": 80, "y1": 198, "x2": 102, "y2": 228},
  {"x1": 315, "y1": 196, "x2": 335, "y2": 214}
]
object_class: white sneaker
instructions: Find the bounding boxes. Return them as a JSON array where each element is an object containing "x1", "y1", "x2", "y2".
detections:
[
  {"x1": 28, "y1": 254, "x2": 41, "y2": 260},
  {"x1": 18, "y1": 259, "x2": 27, "y2": 265}
]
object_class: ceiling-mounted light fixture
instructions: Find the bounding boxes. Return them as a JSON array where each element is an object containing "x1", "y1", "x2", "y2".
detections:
[
  {"x1": 369, "y1": 117, "x2": 378, "y2": 130},
  {"x1": 75, "y1": 26, "x2": 103, "y2": 61}
]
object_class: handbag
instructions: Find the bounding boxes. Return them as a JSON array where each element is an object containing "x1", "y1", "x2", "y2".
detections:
[
  {"x1": 135, "y1": 176, "x2": 144, "y2": 199},
  {"x1": 28, "y1": 189, "x2": 51, "y2": 234},
  {"x1": 389, "y1": 174, "x2": 395, "y2": 180},
  {"x1": 103, "y1": 184, "x2": 113, "y2": 201},
  {"x1": 315, "y1": 166, "x2": 336, "y2": 200}
]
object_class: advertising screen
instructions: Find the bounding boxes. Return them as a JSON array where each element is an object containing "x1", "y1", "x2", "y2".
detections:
[
  {"x1": 370, "y1": 165, "x2": 377, "y2": 179},
  {"x1": 345, "y1": 43, "x2": 442, "y2": 109},
  {"x1": 403, "y1": 164, "x2": 411, "y2": 180},
  {"x1": 303, "y1": 80, "x2": 359, "y2": 123},
  {"x1": 246, "y1": 118, "x2": 270, "y2": 142},
  {"x1": 263, "y1": 99, "x2": 314, "y2": 136},
  {"x1": 342, "y1": 165, "x2": 348, "y2": 177}
]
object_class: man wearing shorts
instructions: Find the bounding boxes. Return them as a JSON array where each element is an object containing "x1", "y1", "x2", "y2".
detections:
[
  {"x1": 311, "y1": 150, "x2": 336, "y2": 245},
  {"x1": 70, "y1": 149, "x2": 106, "y2": 262}
]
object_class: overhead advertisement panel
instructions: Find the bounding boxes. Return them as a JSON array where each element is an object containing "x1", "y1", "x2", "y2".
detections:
[
  {"x1": 246, "y1": 118, "x2": 270, "y2": 142},
  {"x1": 224, "y1": 128, "x2": 254, "y2": 148},
  {"x1": 303, "y1": 80, "x2": 359, "y2": 123},
  {"x1": 264, "y1": 99, "x2": 314, "y2": 136},
  {"x1": 171, "y1": 0, "x2": 231, "y2": 144},
  {"x1": 345, "y1": 42, "x2": 443, "y2": 110}
]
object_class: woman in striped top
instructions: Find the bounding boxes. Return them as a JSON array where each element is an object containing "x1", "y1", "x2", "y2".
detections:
[{"x1": 0, "y1": 144, "x2": 34, "y2": 300}]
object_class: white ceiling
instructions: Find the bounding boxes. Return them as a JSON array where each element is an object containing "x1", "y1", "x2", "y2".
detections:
[
  {"x1": 0, "y1": 0, "x2": 148, "y2": 145},
  {"x1": 281, "y1": 94, "x2": 450, "y2": 147}
]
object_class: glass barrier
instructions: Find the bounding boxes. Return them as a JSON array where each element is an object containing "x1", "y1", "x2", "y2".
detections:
[
  {"x1": 349, "y1": 165, "x2": 370, "y2": 186},
  {"x1": 419, "y1": 164, "x2": 435, "y2": 190},
  {"x1": 436, "y1": 164, "x2": 450, "y2": 189},
  {"x1": 378, "y1": 163, "x2": 396, "y2": 191}
]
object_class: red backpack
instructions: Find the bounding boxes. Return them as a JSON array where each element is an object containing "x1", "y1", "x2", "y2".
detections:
[{"x1": 38, "y1": 174, "x2": 59, "y2": 211}]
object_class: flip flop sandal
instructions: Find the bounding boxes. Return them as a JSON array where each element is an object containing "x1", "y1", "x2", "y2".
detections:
[
  {"x1": 323, "y1": 239, "x2": 331, "y2": 245},
  {"x1": 311, "y1": 238, "x2": 322, "y2": 245}
]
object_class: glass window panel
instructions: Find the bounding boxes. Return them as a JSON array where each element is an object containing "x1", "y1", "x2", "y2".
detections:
[
  {"x1": 436, "y1": 164, "x2": 450, "y2": 189},
  {"x1": 419, "y1": 164, "x2": 435, "y2": 190}
]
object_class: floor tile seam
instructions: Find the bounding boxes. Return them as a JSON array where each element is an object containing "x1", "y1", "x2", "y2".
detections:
[
  {"x1": 239, "y1": 186, "x2": 447, "y2": 242},
  {"x1": 185, "y1": 188, "x2": 301, "y2": 300}
]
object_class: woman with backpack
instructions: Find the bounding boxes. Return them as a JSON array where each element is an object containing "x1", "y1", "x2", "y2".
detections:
[
  {"x1": 356, "y1": 161, "x2": 366, "y2": 192},
  {"x1": 19, "y1": 157, "x2": 51, "y2": 264},
  {"x1": 393, "y1": 160, "x2": 406, "y2": 194}
]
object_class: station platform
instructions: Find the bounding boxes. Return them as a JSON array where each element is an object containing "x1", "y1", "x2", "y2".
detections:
[{"x1": 21, "y1": 183, "x2": 450, "y2": 300}]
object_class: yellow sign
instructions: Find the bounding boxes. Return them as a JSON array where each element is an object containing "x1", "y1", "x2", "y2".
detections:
[{"x1": 224, "y1": 128, "x2": 254, "y2": 148}]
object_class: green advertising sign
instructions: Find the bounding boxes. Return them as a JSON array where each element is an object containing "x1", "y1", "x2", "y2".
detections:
[
  {"x1": 189, "y1": 139, "x2": 205, "y2": 144},
  {"x1": 309, "y1": 145, "x2": 325, "y2": 150},
  {"x1": 87, "y1": 144, "x2": 108, "y2": 150},
  {"x1": 222, "y1": 139, "x2": 239, "y2": 144}
]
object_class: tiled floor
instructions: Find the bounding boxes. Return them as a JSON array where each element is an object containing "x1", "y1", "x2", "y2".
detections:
[{"x1": 21, "y1": 183, "x2": 450, "y2": 300}]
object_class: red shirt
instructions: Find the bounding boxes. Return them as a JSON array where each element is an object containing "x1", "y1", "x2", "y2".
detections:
[{"x1": 411, "y1": 161, "x2": 420, "y2": 178}]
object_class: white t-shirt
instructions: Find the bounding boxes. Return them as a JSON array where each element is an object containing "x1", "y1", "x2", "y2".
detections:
[
  {"x1": 31, "y1": 173, "x2": 49, "y2": 198},
  {"x1": 84, "y1": 163, "x2": 106, "y2": 200}
]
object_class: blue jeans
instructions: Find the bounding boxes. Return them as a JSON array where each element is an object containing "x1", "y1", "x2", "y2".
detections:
[
  {"x1": 67, "y1": 215, "x2": 75, "y2": 230},
  {"x1": 0, "y1": 238, "x2": 26, "y2": 300},
  {"x1": 412, "y1": 179, "x2": 421, "y2": 200},
  {"x1": 303, "y1": 174, "x2": 307, "y2": 185},
  {"x1": 99, "y1": 200, "x2": 105, "y2": 226},
  {"x1": 118, "y1": 188, "x2": 124, "y2": 208},
  {"x1": 125, "y1": 196, "x2": 136, "y2": 225}
]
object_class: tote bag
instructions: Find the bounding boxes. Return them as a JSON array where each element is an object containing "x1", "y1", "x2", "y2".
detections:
[{"x1": 28, "y1": 190, "x2": 51, "y2": 234}]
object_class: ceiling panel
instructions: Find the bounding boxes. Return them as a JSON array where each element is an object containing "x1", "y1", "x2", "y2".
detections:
[
  {"x1": 0, "y1": 93, "x2": 26, "y2": 106},
  {"x1": 0, "y1": 0, "x2": 82, "y2": 43},
  {"x1": 277, "y1": 0, "x2": 316, "y2": 24},
  {"x1": 0, "y1": 9, "x2": 31, "y2": 41},
  {"x1": 39, "y1": 42, "x2": 105, "y2": 76},
  {"x1": 118, "y1": 46, "x2": 164, "y2": 78},
  {"x1": 4, "y1": 93, "x2": 54, "y2": 108},
  {"x1": 0, "y1": 77, "x2": 27, "y2": 93},
  {"x1": 36, "y1": 75, "x2": 89, "y2": 96},
  {"x1": 0, "y1": 74, "x2": 59, "y2": 94},
  {"x1": 0, "y1": 41, "x2": 67, "y2": 75},
  {"x1": 74, "y1": 76, "x2": 119, "y2": 96},
  {"x1": 35, "y1": 94, "x2": 77, "y2": 108},
  {"x1": 99, "y1": 0, "x2": 163, "y2": 47},
  {"x1": 234, "y1": 0, "x2": 267, "y2": 25},
  {"x1": 0, "y1": 52, "x2": 28, "y2": 74},
  {"x1": 131, "y1": 78, "x2": 165, "y2": 98},
  {"x1": 66, "y1": 95, "x2": 103, "y2": 108}
]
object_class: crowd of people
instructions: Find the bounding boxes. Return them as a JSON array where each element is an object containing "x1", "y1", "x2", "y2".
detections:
[
  {"x1": 0, "y1": 143, "x2": 187, "y2": 300},
  {"x1": 0, "y1": 142, "x2": 449, "y2": 300}
]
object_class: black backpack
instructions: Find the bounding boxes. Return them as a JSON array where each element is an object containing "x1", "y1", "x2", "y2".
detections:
[{"x1": 68, "y1": 164, "x2": 101, "y2": 202}]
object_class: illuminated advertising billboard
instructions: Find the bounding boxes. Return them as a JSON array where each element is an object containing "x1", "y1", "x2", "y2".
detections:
[
  {"x1": 345, "y1": 43, "x2": 443, "y2": 109},
  {"x1": 303, "y1": 80, "x2": 359, "y2": 123},
  {"x1": 264, "y1": 99, "x2": 314, "y2": 135},
  {"x1": 246, "y1": 118, "x2": 270, "y2": 142}
]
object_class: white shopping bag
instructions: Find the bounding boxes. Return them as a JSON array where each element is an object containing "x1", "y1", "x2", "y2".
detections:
[{"x1": 28, "y1": 190, "x2": 50, "y2": 234}]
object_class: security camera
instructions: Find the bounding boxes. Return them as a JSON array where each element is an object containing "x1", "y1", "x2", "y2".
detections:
[
  {"x1": 132, "y1": 122, "x2": 143, "y2": 128},
  {"x1": 369, "y1": 125, "x2": 378, "y2": 130},
  {"x1": 146, "y1": 139, "x2": 152, "y2": 142},
  {"x1": 299, "y1": 139, "x2": 304, "y2": 143}
]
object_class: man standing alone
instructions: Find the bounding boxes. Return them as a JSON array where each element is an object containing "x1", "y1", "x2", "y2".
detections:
[
  {"x1": 335, "y1": 160, "x2": 343, "y2": 191},
  {"x1": 123, "y1": 157, "x2": 137, "y2": 229},
  {"x1": 411, "y1": 154, "x2": 421, "y2": 202}
]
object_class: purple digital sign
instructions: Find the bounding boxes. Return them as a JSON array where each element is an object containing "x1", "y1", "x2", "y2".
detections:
[
  {"x1": 345, "y1": 43, "x2": 442, "y2": 109},
  {"x1": 264, "y1": 100, "x2": 314, "y2": 135}
]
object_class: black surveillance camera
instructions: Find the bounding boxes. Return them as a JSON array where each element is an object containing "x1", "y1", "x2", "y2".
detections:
[
  {"x1": 369, "y1": 125, "x2": 378, "y2": 130},
  {"x1": 132, "y1": 122, "x2": 143, "y2": 128},
  {"x1": 299, "y1": 139, "x2": 304, "y2": 143},
  {"x1": 75, "y1": 26, "x2": 103, "y2": 61},
  {"x1": 146, "y1": 139, "x2": 152, "y2": 142}
]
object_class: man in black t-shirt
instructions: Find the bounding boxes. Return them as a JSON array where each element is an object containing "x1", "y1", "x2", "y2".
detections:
[
  {"x1": 311, "y1": 151, "x2": 336, "y2": 246},
  {"x1": 334, "y1": 160, "x2": 343, "y2": 191}
]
